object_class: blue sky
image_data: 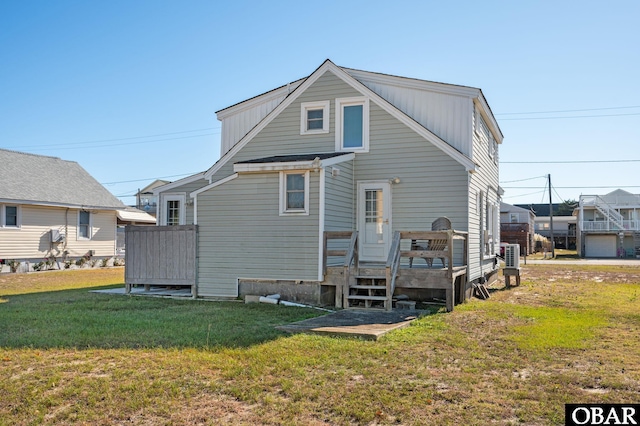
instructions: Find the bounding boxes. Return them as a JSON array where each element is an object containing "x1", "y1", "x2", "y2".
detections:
[{"x1": 1, "y1": 0, "x2": 639, "y2": 206}]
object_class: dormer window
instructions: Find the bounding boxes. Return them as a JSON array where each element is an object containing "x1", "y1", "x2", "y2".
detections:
[{"x1": 300, "y1": 101, "x2": 330, "y2": 135}]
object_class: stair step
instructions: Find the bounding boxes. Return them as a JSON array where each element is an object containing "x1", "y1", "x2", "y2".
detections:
[
  {"x1": 347, "y1": 295, "x2": 388, "y2": 301},
  {"x1": 351, "y1": 285, "x2": 386, "y2": 290},
  {"x1": 354, "y1": 275, "x2": 386, "y2": 280}
]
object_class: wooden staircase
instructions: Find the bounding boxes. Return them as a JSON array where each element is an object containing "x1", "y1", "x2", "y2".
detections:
[
  {"x1": 346, "y1": 274, "x2": 391, "y2": 310},
  {"x1": 635, "y1": 232, "x2": 640, "y2": 257}
]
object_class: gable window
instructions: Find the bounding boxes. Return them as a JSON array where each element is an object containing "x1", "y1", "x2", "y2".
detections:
[
  {"x1": 2, "y1": 205, "x2": 20, "y2": 228},
  {"x1": 160, "y1": 193, "x2": 186, "y2": 225},
  {"x1": 78, "y1": 210, "x2": 91, "y2": 239},
  {"x1": 280, "y1": 171, "x2": 309, "y2": 215},
  {"x1": 336, "y1": 97, "x2": 369, "y2": 152},
  {"x1": 510, "y1": 213, "x2": 519, "y2": 223},
  {"x1": 300, "y1": 101, "x2": 330, "y2": 135}
]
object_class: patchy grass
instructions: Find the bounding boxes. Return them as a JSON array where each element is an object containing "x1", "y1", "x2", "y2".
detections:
[{"x1": 1, "y1": 266, "x2": 639, "y2": 425}]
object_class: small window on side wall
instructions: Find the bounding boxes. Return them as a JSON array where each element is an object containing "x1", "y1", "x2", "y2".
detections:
[
  {"x1": 280, "y1": 171, "x2": 309, "y2": 215},
  {"x1": 300, "y1": 101, "x2": 330, "y2": 135},
  {"x1": 1, "y1": 205, "x2": 20, "y2": 228},
  {"x1": 336, "y1": 97, "x2": 369, "y2": 152},
  {"x1": 78, "y1": 210, "x2": 91, "y2": 239},
  {"x1": 160, "y1": 194, "x2": 186, "y2": 226}
]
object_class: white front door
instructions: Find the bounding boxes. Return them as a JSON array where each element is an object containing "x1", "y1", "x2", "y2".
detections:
[{"x1": 358, "y1": 181, "x2": 392, "y2": 262}]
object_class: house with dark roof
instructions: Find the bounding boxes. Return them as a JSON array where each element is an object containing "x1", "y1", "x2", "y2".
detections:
[
  {"x1": 0, "y1": 149, "x2": 126, "y2": 269},
  {"x1": 151, "y1": 60, "x2": 504, "y2": 310}
]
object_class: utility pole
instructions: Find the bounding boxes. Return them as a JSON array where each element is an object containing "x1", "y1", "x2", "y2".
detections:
[{"x1": 548, "y1": 174, "x2": 555, "y2": 258}]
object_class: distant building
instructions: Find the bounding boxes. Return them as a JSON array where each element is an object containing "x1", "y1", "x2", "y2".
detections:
[
  {"x1": 516, "y1": 202, "x2": 577, "y2": 250},
  {"x1": 135, "y1": 180, "x2": 170, "y2": 217},
  {"x1": 500, "y1": 202, "x2": 535, "y2": 255},
  {"x1": 576, "y1": 189, "x2": 640, "y2": 258}
]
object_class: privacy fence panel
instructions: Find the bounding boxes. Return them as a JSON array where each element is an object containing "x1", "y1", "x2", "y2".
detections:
[{"x1": 125, "y1": 225, "x2": 198, "y2": 292}]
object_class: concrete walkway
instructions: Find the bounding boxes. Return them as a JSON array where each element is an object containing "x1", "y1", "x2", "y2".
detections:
[
  {"x1": 276, "y1": 310, "x2": 423, "y2": 341},
  {"x1": 523, "y1": 258, "x2": 640, "y2": 266}
]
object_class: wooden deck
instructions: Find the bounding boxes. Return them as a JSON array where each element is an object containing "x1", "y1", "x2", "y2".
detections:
[{"x1": 323, "y1": 230, "x2": 469, "y2": 312}]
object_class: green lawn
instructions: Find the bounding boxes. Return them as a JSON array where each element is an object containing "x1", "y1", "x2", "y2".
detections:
[{"x1": 1, "y1": 266, "x2": 639, "y2": 425}]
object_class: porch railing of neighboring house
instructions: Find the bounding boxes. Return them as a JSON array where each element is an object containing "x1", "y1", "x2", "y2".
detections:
[
  {"x1": 580, "y1": 219, "x2": 640, "y2": 232},
  {"x1": 500, "y1": 223, "x2": 531, "y2": 233}
]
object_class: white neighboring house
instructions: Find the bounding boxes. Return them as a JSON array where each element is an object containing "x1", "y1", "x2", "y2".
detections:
[
  {"x1": 576, "y1": 189, "x2": 640, "y2": 258},
  {"x1": 153, "y1": 60, "x2": 504, "y2": 304},
  {"x1": 0, "y1": 149, "x2": 126, "y2": 269}
]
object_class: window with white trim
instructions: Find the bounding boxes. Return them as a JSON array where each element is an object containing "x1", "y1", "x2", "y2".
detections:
[
  {"x1": 1, "y1": 205, "x2": 20, "y2": 228},
  {"x1": 160, "y1": 194, "x2": 186, "y2": 225},
  {"x1": 78, "y1": 210, "x2": 91, "y2": 239},
  {"x1": 300, "y1": 101, "x2": 330, "y2": 135},
  {"x1": 280, "y1": 171, "x2": 309, "y2": 215},
  {"x1": 336, "y1": 97, "x2": 369, "y2": 152}
]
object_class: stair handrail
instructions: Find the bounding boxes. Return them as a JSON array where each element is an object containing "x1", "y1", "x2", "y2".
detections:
[
  {"x1": 594, "y1": 195, "x2": 624, "y2": 229},
  {"x1": 385, "y1": 231, "x2": 402, "y2": 312},
  {"x1": 343, "y1": 231, "x2": 359, "y2": 310},
  {"x1": 323, "y1": 231, "x2": 358, "y2": 309}
]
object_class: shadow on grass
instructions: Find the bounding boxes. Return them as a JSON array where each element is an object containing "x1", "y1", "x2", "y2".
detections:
[{"x1": 0, "y1": 285, "x2": 325, "y2": 350}]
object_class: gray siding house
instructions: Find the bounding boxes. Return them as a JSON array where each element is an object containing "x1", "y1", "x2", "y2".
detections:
[{"x1": 154, "y1": 60, "x2": 503, "y2": 306}]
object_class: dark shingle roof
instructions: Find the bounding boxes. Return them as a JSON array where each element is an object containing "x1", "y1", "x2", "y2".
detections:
[
  {"x1": 0, "y1": 149, "x2": 124, "y2": 209},
  {"x1": 235, "y1": 152, "x2": 346, "y2": 164}
]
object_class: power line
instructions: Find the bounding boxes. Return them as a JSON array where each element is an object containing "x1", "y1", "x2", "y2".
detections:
[
  {"x1": 495, "y1": 105, "x2": 640, "y2": 116},
  {"x1": 503, "y1": 185, "x2": 640, "y2": 189},
  {"x1": 101, "y1": 172, "x2": 201, "y2": 185},
  {"x1": 502, "y1": 159, "x2": 640, "y2": 164},
  {"x1": 23, "y1": 133, "x2": 218, "y2": 152},
  {"x1": 3, "y1": 127, "x2": 221, "y2": 150},
  {"x1": 499, "y1": 112, "x2": 640, "y2": 120},
  {"x1": 500, "y1": 175, "x2": 547, "y2": 184}
]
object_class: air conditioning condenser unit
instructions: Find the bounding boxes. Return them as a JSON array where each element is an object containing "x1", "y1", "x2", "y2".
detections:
[{"x1": 505, "y1": 244, "x2": 520, "y2": 269}]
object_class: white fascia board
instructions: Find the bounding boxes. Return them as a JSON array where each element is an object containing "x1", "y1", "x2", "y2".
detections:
[
  {"x1": 330, "y1": 64, "x2": 477, "y2": 173},
  {"x1": 0, "y1": 199, "x2": 121, "y2": 210},
  {"x1": 474, "y1": 96, "x2": 503, "y2": 143},
  {"x1": 204, "y1": 61, "x2": 337, "y2": 181},
  {"x1": 216, "y1": 78, "x2": 305, "y2": 120},
  {"x1": 190, "y1": 173, "x2": 238, "y2": 197},
  {"x1": 205, "y1": 60, "x2": 476, "y2": 180},
  {"x1": 152, "y1": 173, "x2": 206, "y2": 196},
  {"x1": 233, "y1": 153, "x2": 355, "y2": 174},
  {"x1": 346, "y1": 68, "x2": 480, "y2": 98}
]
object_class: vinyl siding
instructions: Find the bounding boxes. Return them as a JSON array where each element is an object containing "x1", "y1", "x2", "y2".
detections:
[
  {"x1": 0, "y1": 204, "x2": 117, "y2": 260},
  {"x1": 195, "y1": 172, "x2": 320, "y2": 297},
  {"x1": 468, "y1": 106, "x2": 501, "y2": 280}
]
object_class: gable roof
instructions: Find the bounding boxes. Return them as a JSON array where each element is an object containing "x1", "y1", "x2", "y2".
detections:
[
  {"x1": 205, "y1": 59, "x2": 479, "y2": 181},
  {"x1": 0, "y1": 149, "x2": 124, "y2": 209}
]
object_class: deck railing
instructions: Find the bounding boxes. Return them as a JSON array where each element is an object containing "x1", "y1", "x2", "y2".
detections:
[
  {"x1": 323, "y1": 231, "x2": 358, "y2": 308},
  {"x1": 580, "y1": 220, "x2": 640, "y2": 232},
  {"x1": 385, "y1": 232, "x2": 402, "y2": 311},
  {"x1": 400, "y1": 230, "x2": 468, "y2": 278}
]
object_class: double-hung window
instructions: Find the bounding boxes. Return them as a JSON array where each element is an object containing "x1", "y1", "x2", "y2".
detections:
[
  {"x1": 1, "y1": 205, "x2": 20, "y2": 228},
  {"x1": 300, "y1": 101, "x2": 330, "y2": 135},
  {"x1": 78, "y1": 210, "x2": 91, "y2": 239},
  {"x1": 280, "y1": 171, "x2": 309, "y2": 215},
  {"x1": 336, "y1": 97, "x2": 369, "y2": 152}
]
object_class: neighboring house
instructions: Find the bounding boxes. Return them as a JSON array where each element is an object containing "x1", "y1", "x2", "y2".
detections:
[
  {"x1": 152, "y1": 60, "x2": 503, "y2": 307},
  {"x1": 500, "y1": 202, "x2": 535, "y2": 255},
  {"x1": 576, "y1": 189, "x2": 640, "y2": 258},
  {"x1": 135, "y1": 179, "x2": 169, "y2": 217},
  {"x1": 0, "y1": 149, "x2": 125, "y2": 266},
  {"x1": 534, "y1": 216, "x2": 576, "y2": 250},
  {"x1": 516, "y1": 202, "x2": 577, "y2": 250}
]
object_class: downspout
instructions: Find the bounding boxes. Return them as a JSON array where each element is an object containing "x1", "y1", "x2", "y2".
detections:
[{"x1": 317, "y1": 167, "x2": 326, "y2": 281}]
